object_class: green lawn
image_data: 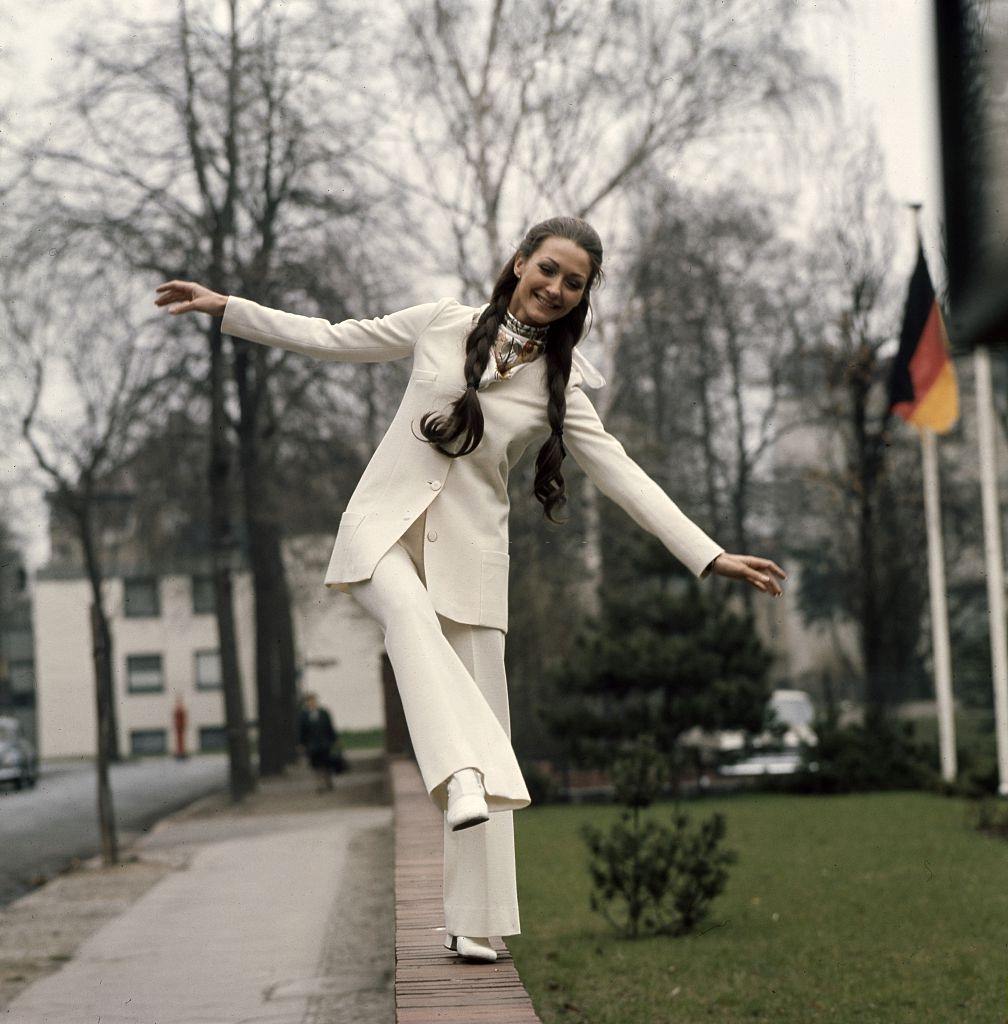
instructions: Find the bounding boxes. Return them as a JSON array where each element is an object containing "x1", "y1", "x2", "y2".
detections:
[
  {"x1": 339, "y1": 727, "x2": 385, "y2": 750},
  {"x1": 509, "y1": 792, "x2": 1008, "y2": 1023}
]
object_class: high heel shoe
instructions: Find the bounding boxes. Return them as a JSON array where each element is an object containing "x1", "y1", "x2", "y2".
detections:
[
  {"x1": 445, "y1": 767, "x2": 489, "y2": 831},
  {"x1": 444, "y1": 932, "x2": 498, "y2": 963}
]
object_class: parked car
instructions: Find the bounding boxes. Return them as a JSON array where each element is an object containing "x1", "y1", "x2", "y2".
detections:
[
  {"x1": 715, "y1": 689, "x2": 818, "y2": 777},
  {"x1": 681, "y1": 689, "x2": 818, "y2": 757},
  {"x1": 764, "y1": 689, "x2": 817, "y2": 748},
  {"x1": 717, "y1": 751, "x2": 808, "y2": 777},
  {"x1": 0, "y1": 716, "x2": 38, "y2": 790}
]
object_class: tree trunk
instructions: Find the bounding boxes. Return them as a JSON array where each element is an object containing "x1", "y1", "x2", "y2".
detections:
[
  {"x1": 233, "y1": 342, "x2": 299, "y2": 774},
  {"x1": 851, "y1": 342, "x2": 887, "y2": 724},
  {"x1": 266, "y1": 523, "x2": 299, "y2": 767},
  {"x1": 77, "y1": 504, "x2": 121, "y2": 765},
  {"x1": 723, "y1": 314, "x2": 756, "y2": 619},
  {"x1": 89, "y1": 602, "x2": 118, "y2": 865},
  {"x1": 696, "y1": 321, "x2": 721, "y2": 532},
  {"x1": 579, "y1": 474, "x2": 602, "y2": 618},
  {"x1": 79, "y1": 503, "x2": 118, "y2": 864},
  {"x1": 77, "y1": 498, "x2": 119, "y2": 864},
  {"x1": 208, "y1": 320, "x2": 255, "y2": 801},
  {"x1": 858, "y1": 476, "x2": 885, "y2": 722}
]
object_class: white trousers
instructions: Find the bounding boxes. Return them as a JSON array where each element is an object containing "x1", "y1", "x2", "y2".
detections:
[{"x1": 346, "y1": 508, "x2": 530, "y2": 937}]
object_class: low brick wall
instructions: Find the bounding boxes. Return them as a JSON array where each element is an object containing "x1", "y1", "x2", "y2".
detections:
[{"x1": 390, "y1": 756, "x2": 542, "y2": 1023}]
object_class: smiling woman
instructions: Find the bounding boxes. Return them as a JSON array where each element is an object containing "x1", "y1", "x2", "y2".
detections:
[
  {"x1": 511, "y1": 237, "x2": 590, "y2": 321},
  {"x1": 153, "y1": 213, "x2": 785, "y2": 966}
]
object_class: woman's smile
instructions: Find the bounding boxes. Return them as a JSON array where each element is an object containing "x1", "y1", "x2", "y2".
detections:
[{"x1": 508, "y1": 235, "x2": 592, "y2": 325}]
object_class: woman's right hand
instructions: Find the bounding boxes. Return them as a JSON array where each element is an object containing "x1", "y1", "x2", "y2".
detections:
[{"x1": 154, "y1": 279, "x2": 228, "y2": 318}]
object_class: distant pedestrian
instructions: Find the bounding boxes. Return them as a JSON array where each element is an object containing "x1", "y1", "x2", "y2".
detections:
[{"x1": 298, "y1": 692, "x2": 341, "y2": 792}]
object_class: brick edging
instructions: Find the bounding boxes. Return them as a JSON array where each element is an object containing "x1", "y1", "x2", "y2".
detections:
[{"x1": 390, "y1": 756, "x2": 542, "y2": 1023}]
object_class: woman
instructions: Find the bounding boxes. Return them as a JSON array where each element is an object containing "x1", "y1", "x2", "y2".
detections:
[{"x1": 155, "y1": 216, "x2": 785, "y2": 963}]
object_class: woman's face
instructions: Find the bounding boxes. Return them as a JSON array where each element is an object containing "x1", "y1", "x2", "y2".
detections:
[{"x1": 509, "y1": 236, "x2": 592, "y2": 326}]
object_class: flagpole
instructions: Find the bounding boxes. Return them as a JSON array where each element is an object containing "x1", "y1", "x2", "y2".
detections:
[
  {"x1": 973, "y1": 345, "x2": 1008, "y2": 796},
  {"x1": 918, "y1": 426, "x2": 957, "y2": 781},
  {"x1": 898, "y1": 204, "x2": 958, "y2": 783}
]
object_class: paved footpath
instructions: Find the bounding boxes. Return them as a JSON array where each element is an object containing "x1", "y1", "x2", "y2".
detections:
[{"x1": 1, "y1": 751, "x2": 394, "y2": 1024}]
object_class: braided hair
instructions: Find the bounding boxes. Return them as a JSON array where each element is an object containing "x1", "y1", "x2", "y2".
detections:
[{"x1": 418, "y1": 216, "x2": 604, "y2": 523}]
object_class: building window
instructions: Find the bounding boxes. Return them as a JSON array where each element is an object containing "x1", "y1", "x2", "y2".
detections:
[
  {"x1": 130, "y1": 729, "x2": 167, "y2": 756},
  {"x1": 127, "y1": 654, "x2": 164, "y2": 693},
  {"x1": 199, "y1": 726, "x2": 227, "y2": 752},
  {"x1": 8, "y1": 660, "x2": 34, "y2": 696},
  {"x1": 195, "y1": 650, "x2": 221, "y2": 691},
  {"x1": 124, "y1": 577, "x2": 160, "y2": 618},
  {"x1": 192, "y1": 574, "x2": 215, "y2": 615}
]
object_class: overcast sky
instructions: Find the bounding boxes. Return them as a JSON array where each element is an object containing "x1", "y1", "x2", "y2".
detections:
[
  {"x1": 1, "y1": 0, "x2": 946, "y2": 569},
  {"x1": 1, "y1": 1, "x2": 944, "y2": 230}
]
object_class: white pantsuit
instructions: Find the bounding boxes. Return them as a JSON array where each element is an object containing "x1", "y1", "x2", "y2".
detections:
[
  {"x1": 348, "y1": 507, "x2": 522, "y2": 936},
  {"x1": 219, "y1": 292, "x2": 727, "y2": 939}
]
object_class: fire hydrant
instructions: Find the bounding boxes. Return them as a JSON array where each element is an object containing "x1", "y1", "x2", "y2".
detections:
[{"x1": 173, "y1": 696, "x2": 188, "y2": 759}]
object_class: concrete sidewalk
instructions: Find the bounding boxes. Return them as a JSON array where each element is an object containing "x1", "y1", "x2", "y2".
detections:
[{"x1": 0, "y1": 751, "x2": 394, "y2": 1024}]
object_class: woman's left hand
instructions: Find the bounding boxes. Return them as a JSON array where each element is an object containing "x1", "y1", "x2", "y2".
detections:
[{"x1": 710, "y1": 553, "x2": 786, "y2": 596}]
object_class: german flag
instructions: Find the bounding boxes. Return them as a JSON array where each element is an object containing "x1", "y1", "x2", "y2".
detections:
[{"x1": 887, "y1": 242, "x2": 959, "y2": 433}]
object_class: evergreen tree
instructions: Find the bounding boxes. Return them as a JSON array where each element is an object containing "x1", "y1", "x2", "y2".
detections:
[{"x1": 544, "y1": 530, "x2": 773, "y2": 773}]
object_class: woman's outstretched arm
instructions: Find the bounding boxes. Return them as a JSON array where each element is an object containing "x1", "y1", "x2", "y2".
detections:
[
  {"x1": 154, "y1": 280, "x2": 448, "y2": 364},
  {"x1": 562, "y1": 385, "x2": 785, "y2": 596}
]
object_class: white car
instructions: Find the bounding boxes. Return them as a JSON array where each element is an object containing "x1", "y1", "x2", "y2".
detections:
[
  {"x1": 714, "y1": 690, "x2": 818, "y2": 777},
  {"x1": 718, "y1": 751, "x2": 819, "y2": 777},
  {"x1": 681, "y1": 689, "x2": 818, "y2": 755},
  {"x1": 0, "y1": 717, "x2": 38, "y2": 790}
]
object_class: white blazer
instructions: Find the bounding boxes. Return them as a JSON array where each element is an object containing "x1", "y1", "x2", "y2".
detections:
[{"x1": 221, "y1": 295, "x2": 725, "y2": 632}]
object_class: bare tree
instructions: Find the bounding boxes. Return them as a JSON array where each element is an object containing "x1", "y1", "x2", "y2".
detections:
[
  {"x1": 0, "y1": 251, "x2": 188, "y2": 864},
  {"x1": 611, "y1": 183, "x2": 815, "y2": 619},
  {"x1": 377, "y1": 0, "x2": 837, "y2": 627},
  {"x1": 4, "y1": 0, "x2": 405, "y2": 778},
  {"x1": 382, "y1": 0, "x2": 836, "y2": 294},
  {"x1": 779, "y1": 134, "x2": 934, "y2": 717}
]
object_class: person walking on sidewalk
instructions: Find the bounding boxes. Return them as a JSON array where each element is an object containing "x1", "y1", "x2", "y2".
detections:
[
  {"x1": 154, "y1": 215, "x2": 786, "y2": 964},
  {"x1": 297, "y1": 692, "x2": 341, "y2": 792}
]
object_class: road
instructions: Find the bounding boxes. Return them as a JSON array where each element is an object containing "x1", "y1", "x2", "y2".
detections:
[{"x1": 0, "y1": 754, "x2": 229, "y2": 907}]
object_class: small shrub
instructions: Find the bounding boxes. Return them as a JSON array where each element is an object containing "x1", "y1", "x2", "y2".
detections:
[
  {"x1": 581, "y1": 736, "x2": 736, "y2": 938},
  {"x1": 777, "y1": 717, "x2": 936, "y2": 794},
  {"x1": 936, "y1": 741, "x2": 1002, "y2": 798},
  {"x1": 973, "y1": 797, "x2": 1008, "y2": 838}
]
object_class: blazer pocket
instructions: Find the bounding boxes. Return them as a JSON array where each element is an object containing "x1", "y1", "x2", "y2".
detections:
[
  {"x1": 411, "y1": 368, "x2": 439, "y2": 382},
  {"x1": 327, "y1": 512, "x2": 368, "y2": 577},
  {"x1": 331, "y1": 511, "x2": 366, "y2": 563}
]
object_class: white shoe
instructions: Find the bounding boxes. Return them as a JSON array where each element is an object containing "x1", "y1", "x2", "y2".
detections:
[
  {"x1": 444, "y1": 932, "x2": 498, "y2": 963},
  {"x1": 445, "y1": 767, "x2": 489, "y2": 831}
]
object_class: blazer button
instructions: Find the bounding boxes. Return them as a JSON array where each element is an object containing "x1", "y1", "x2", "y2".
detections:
[
  {"x1": 429, "y1": 480, "x2": 442, "y2": 490},
  {"x1": 426, "y1": 530, "x2": 438, "y2": 542}
]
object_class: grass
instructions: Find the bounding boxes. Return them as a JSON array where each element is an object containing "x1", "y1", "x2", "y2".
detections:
[
  {"x1": 339, "y1": 727, "x2": 385, "y2": 750},
  {"x1": 508, "y1": 791, "x2": 1008, "y2": 1023}
]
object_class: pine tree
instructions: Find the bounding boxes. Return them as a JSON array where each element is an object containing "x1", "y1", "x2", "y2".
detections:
[{"x1": 545, "y1": 565, "x2": 773, "y2": 774}]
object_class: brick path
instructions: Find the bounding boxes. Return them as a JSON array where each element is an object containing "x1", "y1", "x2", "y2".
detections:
[{"x1": 391, "y1": 757, "x2": 542, "y2": 1023}]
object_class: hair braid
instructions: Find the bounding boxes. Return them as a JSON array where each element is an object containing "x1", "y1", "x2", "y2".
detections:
[
  {"x1": 417, "y1": 291, "x2": 509, "y2": 457},
  {"x1": 534, "y1": 335, "x2": 573, "y2": 523}
]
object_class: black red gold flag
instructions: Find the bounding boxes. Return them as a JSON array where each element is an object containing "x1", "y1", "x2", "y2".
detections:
[{"x1": 887, "y1": 243, "x2": 959, "y2": 433}]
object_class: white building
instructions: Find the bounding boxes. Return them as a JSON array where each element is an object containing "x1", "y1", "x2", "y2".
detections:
[{"x1": 32, "y1": 535, "x2": 385, "y2": 760}]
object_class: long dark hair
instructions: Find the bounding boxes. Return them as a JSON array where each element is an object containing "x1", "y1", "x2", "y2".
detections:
[{"x1": 418, "y1": 216, "x2": 604, "y2": 523}]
